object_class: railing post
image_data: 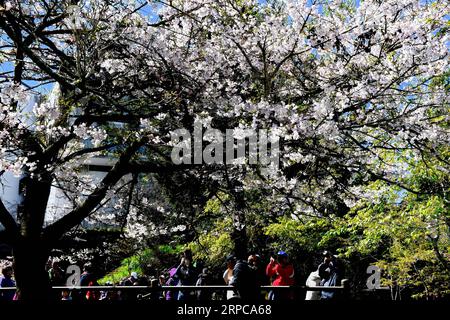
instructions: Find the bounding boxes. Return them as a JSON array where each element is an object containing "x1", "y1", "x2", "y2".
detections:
[{"x1": 341, "y1": 279, "x2": 350, "y2": 300}]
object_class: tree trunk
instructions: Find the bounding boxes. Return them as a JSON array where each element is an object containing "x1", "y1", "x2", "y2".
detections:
[
  {"x1": 231, "y1": 225, "x2": 248, "y2": 260},
  {"x1": 12, "y1": 174, "x2": 53, "y2": 301},
  {"x1": 13, "y1": 237, "x2": 52, "y2": 301},
  {"x1": 232, "y1": 197, "x2": 248, "y2": 260}
]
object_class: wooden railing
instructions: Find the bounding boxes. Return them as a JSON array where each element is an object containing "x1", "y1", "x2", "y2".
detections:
[
  {"x1": 0, "y1": 279, "x2": 354, "y2": 299},
  {"x1": 0, "y1": 279, "x2": 350, "y2": 291}
]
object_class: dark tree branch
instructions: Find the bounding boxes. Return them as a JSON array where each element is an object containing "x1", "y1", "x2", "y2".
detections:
[
  {"x1": 0, "y1": 12, "x2": 76, "y2": 90},
  {"x1": 58, "y1": 143, "x2": 120, "y2": 164},
  {"x1": 0, "y1": 196, "x2": 19, "y2": 235},
  {"x1": 42, "y1": 138, "x2": 148, "y2": 242}
]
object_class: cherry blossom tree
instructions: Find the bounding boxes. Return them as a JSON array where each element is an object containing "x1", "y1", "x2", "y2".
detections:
[{"x1": 0, "y1": 0, "x2": 448, "y2": 300}]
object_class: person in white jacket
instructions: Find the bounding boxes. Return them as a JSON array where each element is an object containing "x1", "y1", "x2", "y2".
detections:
[
  {"x1": 305, "y1": 271, "x2": 321, "y2": 300},
  {"x1": 223, "y1": 255, "x2": 238, "y2": 300}
]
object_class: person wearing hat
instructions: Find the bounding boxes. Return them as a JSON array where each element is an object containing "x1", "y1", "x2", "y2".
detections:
[
  {"x1": 318, "y1": 250, "x2": 344, "y2": 300},
  {"x1": 80, "y1": 263, "x2": 99, "y2": 301},
  {"x1": 0, "y1": 266, "x2": 15, "y2": 301},
  {"x1": 223, "y1": 255, "x2": 238, "y2": 300},
  {"x1": 230, "y1": 256, "x2": 259, "y2": 300},
  {"x1": 121, "y1": 271, "x2": 139, "y2": 286},
  {"x1": 175, "y1": 251, "x2": 198, "y2": 301},
  {"x1": 248, "y1": 254, "x2": 267, "y2": 299},
  {"x1": 266, "y1": 251, "x2": 295, "y2": 300},
  {"x1": 196, "y1": 268, "x2": 212, "y2": 301}
]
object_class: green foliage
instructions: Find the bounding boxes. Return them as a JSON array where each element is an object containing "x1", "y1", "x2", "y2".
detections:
[
  {"x1": 265, "y1": 216, "x2": 333, "y2": 252},
  {"x1": 187, "y1": 218, "x2": 234, "y2": 269},
  {"x1": 342, "y1": 190, "x2": 450, "y2": 299},
  {"x1": 98, "y1": 250, "x2": 149, "y2": 284},
  {"x1": 263, "y1": 149, "x2": 449, "y2": 299},
  {"x1": 99, "y1": 245, "x2": 184, "y2": 284},
  {"x1": 346, "y1": 150, "x2": 450, "y2": 299}
]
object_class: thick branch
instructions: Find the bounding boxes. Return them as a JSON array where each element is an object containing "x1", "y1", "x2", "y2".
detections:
[
  {"x1": 0, "y1": 13, "x2": 76, "y2": 90},
  {"x1": 0, "y1": 196, "x2": 18, "y2": 235},
  {"x1": 58, "y1": 143, "x2": 119, "y2": 164},
  {"x1": 127, "y1": 160, "x2": 195, "y2": 174},
  {"x1": 42, "y1": 139, "x2": 146, "y2": 242}
]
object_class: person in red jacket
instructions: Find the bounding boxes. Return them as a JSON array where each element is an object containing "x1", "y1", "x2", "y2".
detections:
[{"x1": 266, "y1": 251, "x2": 295, "y2": 300}]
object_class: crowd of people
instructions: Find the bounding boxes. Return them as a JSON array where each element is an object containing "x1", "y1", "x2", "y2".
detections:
[{"x1": 0, "y1": 249, "x2": 345, "y2": 301}]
